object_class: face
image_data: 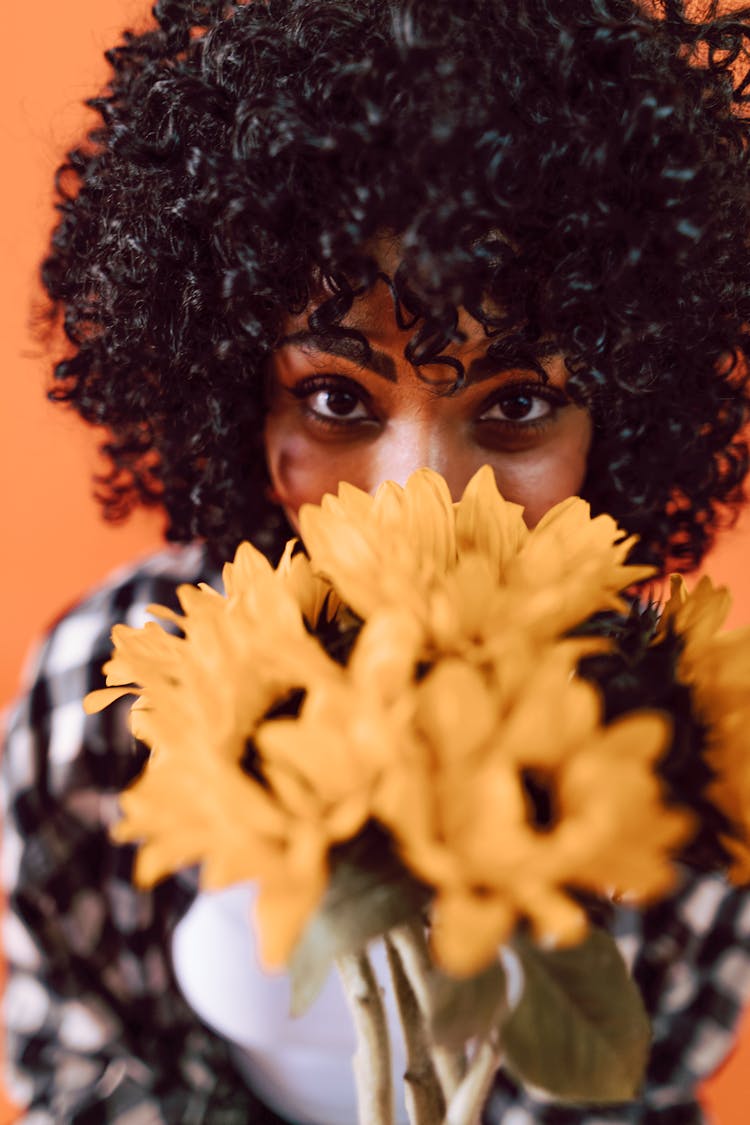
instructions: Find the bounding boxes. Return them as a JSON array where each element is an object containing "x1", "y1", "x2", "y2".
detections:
[{"x1": 263, "y1": 277, "x2": 592, "y2": 533}]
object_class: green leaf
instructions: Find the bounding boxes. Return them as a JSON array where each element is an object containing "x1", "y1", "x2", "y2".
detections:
[
  {"x1": 502, "y1": 927, "x2": 650, "y2": 1104},
  {"x1": 429, "y1": 960, "x2": 507, "y2": 1048},
  {"x1": 288, "y1": 824, "x2": 430, "y2": 1016}
]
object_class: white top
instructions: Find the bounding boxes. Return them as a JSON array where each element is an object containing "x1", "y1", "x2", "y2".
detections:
[{"x1": 172, "y1": 882, "x2": 410, "y2": 1125}]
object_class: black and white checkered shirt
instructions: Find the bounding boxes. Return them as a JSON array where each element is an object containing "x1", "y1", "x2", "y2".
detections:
[{"x1": 3, "y1": 546, "x2": 750, "y2": 1124}]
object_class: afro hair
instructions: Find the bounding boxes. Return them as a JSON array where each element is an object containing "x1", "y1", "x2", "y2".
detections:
[{"x1": 42, "y1": 0, "x2": 750, "y2": 568}]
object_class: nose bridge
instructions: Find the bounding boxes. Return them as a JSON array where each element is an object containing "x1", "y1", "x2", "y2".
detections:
[{"x1": 373, "y1": 414, "x2": 460, "y2": 493}]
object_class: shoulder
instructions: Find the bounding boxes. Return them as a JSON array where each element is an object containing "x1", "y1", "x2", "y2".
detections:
[
  {"x1": 484, "y1": 874, "x2": 750, "y2": 1122},
  {"x1": 2, "y1": 543, "x2": 219, "y2": 801},
  {"x1": 40, "y1": 542, "x2": 218, "y2": 673},
  {"x1": 629, "y1": 869, "x2": 750, "y2": 1098},
  {"x1": 14, "y1": 542, "x2": 216, "y2": 699}
]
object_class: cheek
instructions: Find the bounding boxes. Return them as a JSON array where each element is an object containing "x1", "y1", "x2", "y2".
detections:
[
  {"x1": 501, "y1": 420, "x2": 592, "y2": 527},
  {"x1": 264, "y1": 407, "x2": 593, "y2": 530},
  {"x1": 508, "y1": 462, "x2": 583, "y2": 527},
  {"x1": 263, "y1": 422, "x2": 375, "y2": 529}
]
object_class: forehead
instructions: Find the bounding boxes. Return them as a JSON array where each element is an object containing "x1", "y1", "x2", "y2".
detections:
[
  {"x1": 276, "y1": 232, "x2": 561, "y2": 381},
  {"x1": 280, "y1": 274, "x2": 490, "y2": 354},
  {"x1": 276, "y1": 291, "x2": 565, "y2": 401},
  {"x1": 281, "y1": 230, "x2": 493, "y2": 351}
]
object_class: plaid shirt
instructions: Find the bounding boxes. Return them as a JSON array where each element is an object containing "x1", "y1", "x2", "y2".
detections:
[{"x1": 3, "y1": 545, "x2": 750, "y2": 1125}]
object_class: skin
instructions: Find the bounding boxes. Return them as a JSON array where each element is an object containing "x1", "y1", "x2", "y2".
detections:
[{"x1": 264, "y1": 275, "x2": 592, "y2": 532}]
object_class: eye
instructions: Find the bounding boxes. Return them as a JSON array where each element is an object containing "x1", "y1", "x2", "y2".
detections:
[
  {"x1": 306, "y1": 387, "x2": 371, "y2": 422},
  {"x1": 288, "y1": 375, "x2": 376, "y2": 427},
  {"x1": 477, "y1": 386, "x2": 562, "y2": 426}
]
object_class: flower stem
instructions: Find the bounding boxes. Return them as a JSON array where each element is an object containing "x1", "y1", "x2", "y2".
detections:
[
  {"x1": 442, "y1": 1033, "x2": 503, "y2": 1125},
  {"x1": 336, "y1": 950, "x2": 394, "y2": 1125},
  {"x1": 385, "y1": 934, "x2": 445, "y2": 1125},
  {"x1": 388, "y1": 918, "x2": 466, "y2": 1101}
]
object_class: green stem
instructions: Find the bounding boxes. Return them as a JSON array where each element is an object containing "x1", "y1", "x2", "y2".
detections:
[
  {"x1": 442, "y1": 1033, "x2": 503, "y2": 1125},
  {"x1": 336, "y1": 950, "x2": 394, "y2": 1125},
  {"x1": 385, "y1": 934, "x2": 445, "y2": 1125},
  {"x1": 388, "y1": 918, "x2": 467, "y2": 1101}
]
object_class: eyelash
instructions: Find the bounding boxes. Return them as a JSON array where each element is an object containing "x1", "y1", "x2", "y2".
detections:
[
  {"x1": 476, "y1": 381, "x2": 568, "y2": 431},
  {"x1": 290, "y1": 375, "x2": 375, "y2": 429},
  {"x1": 290, "y1": 374, "x2": 567, "y2": 432}
]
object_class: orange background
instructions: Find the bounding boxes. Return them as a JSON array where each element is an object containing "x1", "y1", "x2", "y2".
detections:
[{"x1": 0, "y1": 1, "x2": 748, "y2": 1120}]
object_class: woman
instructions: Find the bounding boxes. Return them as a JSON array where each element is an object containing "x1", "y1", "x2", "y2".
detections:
[{"x1": 4, "y1": 0, "x2": 750, "y2": 1121}]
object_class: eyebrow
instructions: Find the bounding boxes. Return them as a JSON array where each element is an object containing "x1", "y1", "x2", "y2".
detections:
[
  {"x1": 278, "y1": 329, "x2": 559, "y2": 386},
  {"x1": 278, "y1": 329, "x2": 398, "y2": 382},
  {"x1": 466, "y1": 338, "x2": 558, "y2": 384}
]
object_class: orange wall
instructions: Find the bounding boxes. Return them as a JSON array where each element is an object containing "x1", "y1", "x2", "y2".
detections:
[
  {"x1": 1, "y1": 0, "x2": 165, "y2": 715},
  {"x1": 0, "y1": 1, "x2": 749, "y2": 1121}
]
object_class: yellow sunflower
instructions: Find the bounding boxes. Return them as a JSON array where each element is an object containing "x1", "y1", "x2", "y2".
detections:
[
  {"x1": 297, "y1": 471, "x2": 458, "y2": 621},
  {"x1": 299, "y1": 467, "x2": 655, "y2": 642},
  {"x1": 86, "y1": 471, "x2": 679, "y2": 976},
  {"x1": 84, "y1": 541, "x2": 354, "y2": 965},
  {"x1": 254, "y1": 607, "x2": 424, "y2": 826},
  {"x1": 86, "y1": 542, "x2": 339, "y2": 757},
  {"x1": 657, "y1": 574, "x2": 733, "y2": 670},
  {"x1": 419, "y1": 548, "x2": 609, "y2": 697},
  {"x1": 376, "y1": 649, "x2": 691, "y2": 977},
  {"x1": 658, "y1": 574, "x2": 750, "y2": 881}
]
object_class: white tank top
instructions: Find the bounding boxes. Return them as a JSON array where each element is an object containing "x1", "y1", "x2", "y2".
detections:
[{"x1": 172, "y1": 882, "x2": 410, "y2": 1125}]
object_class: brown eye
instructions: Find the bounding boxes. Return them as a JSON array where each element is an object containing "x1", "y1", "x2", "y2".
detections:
[
  {"x1": 307, "y1": 387, "x2": 371, "y2": 421},
  {"x1": 322, "y1": 390, "x2": 360, "y2": 416},
  {"x1": 479, "y1": 393, "x2": 553, "y2": 424}
]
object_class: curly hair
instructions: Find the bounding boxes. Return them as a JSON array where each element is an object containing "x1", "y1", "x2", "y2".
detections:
[{"x1": 42, "y1": 0, "x2": 750, "y2": 569}]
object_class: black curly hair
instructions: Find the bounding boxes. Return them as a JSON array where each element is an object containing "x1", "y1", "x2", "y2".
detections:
[{"x1": 42, "y1": 0, "x2": 750, "y2": 568}]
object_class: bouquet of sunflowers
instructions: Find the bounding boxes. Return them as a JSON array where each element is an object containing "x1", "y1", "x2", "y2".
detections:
[{"x1": 86, "y1": 467, "x2": 750, "y2": 1125}]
